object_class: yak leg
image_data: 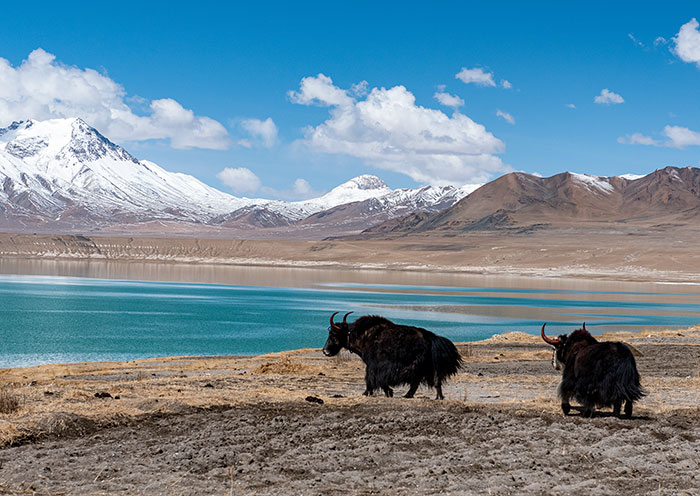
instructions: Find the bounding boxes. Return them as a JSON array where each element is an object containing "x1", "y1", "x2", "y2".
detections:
[
  {"x1": 560, "y1": 392, "x2": 572, "y2": 415},
  {"x1": 382, "y1": 386, "x2": 394, "y2": 398},
  {"x1": 435, "y1": 380, "x2": 444, "y2": 400},
  {"x1": 582, "y1": 401, "x2": 595, "y2": 418},
  {"x1": 613, "y1": 399, "x2": 623, "y2": 417},
  {"x1": 363, "y1": 368, "x2": 376, "y2": 396},
  {"x1": 624, "y1": 400, "x2": 633, "y2": 419},
  {"x1": 404, "y1": 380, "x2": 420, "y2": 398}
]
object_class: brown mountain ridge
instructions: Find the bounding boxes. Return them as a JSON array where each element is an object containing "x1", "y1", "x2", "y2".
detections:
[{"x1": 363, "y1": 166, "x2": 700, "y2": 236}]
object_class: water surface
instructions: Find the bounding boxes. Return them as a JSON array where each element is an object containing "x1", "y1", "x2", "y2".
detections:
[{"x1": 1, "y1": 268, "x2": 699, "y2": 368}]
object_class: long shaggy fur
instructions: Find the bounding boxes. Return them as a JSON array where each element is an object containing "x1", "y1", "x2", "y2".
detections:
[
  {"x1": 555, "y1": 328, "x2": 646, "y2": 418},
  {"x1": 559, "y1": 343, "x2": 645, "y2": 403},
  {"x1": 324, "y1": 314, "x2": 463, "y2": 399}
]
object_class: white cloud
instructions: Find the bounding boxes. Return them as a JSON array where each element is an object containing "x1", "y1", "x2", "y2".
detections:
[
  {"x1": 654, "y1": 36, "x2": 668, "y2": 47},
  {"x1": 663, "y1": 125, "x2": 700, "y2": 147},
  {"x1": 433, "y1": 91, "x2": 464, "y2": 108},
  {"x1": 501, "y1": 80, "x2": 512, "y2": 89},
  {"x1": 288, "y1": 73, "x2": 353, "y2": 107},
  {"x1": 617, "y1": 133, "x2": 659, "y2": 146},
  {"x1": 0, "y1": 49, "x2": 229, "y2": 149},
  {"x1": 216, "y1": 167, "x2": 262, "y2": 194},
  {"x1": 260, "y1": 178, "x2": 324, "y2": 200},
  {"x1": 215, "y1": 168, "x2": 322, "y2": 200},
  {"x1": 628, "y1": 33, "x2": 644, "y2": 47},
  {"x1": 618, "y1": 125, "x2": 700, "y2": 148},
  {"x1": 673, "y1": 18, "x2": 700, "y2": 67},
  {"x1": 240, "y1": 117, "x2": 278, "y2": 148},
  {"x1": 290, "y1": 74, "x2": 509, "y2": 186},
  {"x1": 351, "y1": 81, "x2": 369, "y2": 97},
  {"x1": 455, "y1": 67, "x2": 496, "y2": 87},
  {"x1": 292, "y1": 178, "x2": 313, "y2": 196},
  {"x1": 594, "y1": 88, "x2": 624, "y2": 105},
  {"x1": 566, "y1": 103, "x2": 576, "y2": 109},
  {"x1": 496, "y1": 110, "x2": 515, "y2": 125}
]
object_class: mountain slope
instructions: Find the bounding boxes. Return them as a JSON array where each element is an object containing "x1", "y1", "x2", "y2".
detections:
[
  {"x1": 364, "y1": 167, "x2": 700, "y2": 235},
  {"x1": 0, "y1": 118, "x2": 469, "y2": 235},
  {"x1": 0, "y1": 119, "x2": 248, "y2": 226}
]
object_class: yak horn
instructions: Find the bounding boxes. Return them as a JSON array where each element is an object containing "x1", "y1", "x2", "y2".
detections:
[
  {"x1": 330, "y1": 312, "x2": 340, "y2": 330},
  {"x1": 342, "y1": 311, "x2": 353, "y2": 324},
  {"x1": 541, "y1": 323, "x2": 560, "y2": 346},
  {"x1": 582, "y1": 322, "x2": 587, "y2": 332}
]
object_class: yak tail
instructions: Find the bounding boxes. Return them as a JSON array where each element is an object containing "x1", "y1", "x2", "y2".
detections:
[
  {"x1": 431, "y1": 335, "x2": 463, "y2": 383},
  {"x1": 616, "y1": 354, "x2": 647, "y2": 402}
]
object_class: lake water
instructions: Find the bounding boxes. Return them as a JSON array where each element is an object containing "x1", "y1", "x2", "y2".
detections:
[{"x1": 1, "y1": 261, "x2": 699, "y2": 368}]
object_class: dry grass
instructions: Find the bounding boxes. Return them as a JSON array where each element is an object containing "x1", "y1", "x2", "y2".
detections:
[
  {"x1": 0, "y1": 386, "x2": 22, "y2": 415},
  {"x1": 252, "y1": 356, "x2": 322, "y2": 375},
  {"x1": 1, "y1": 327, "x2": 699, "y2": 447},
  {"x1": 474, "y1": 331, "x2": 541, "y2": 344}
]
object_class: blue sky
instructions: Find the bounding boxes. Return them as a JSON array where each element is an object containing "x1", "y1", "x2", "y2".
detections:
[{"x1": 1, "y1": 1, "x2": 699, "y2": 199}]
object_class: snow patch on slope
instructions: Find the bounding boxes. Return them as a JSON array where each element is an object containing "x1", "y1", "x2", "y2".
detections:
[
  {"x1": 619, "y1": 173, "x2": 646, "y2": 181},
  {"x1": 570, "y1": 172, "x2": 615, "y2": 194}
]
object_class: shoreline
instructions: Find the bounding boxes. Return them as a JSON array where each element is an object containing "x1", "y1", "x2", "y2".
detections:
[
  {"x1": 2, "y1": 231, "x2": 700, "y2": 284},
  {"x1": 3, "y1": 252, "x2": 700, "y2": 286}
]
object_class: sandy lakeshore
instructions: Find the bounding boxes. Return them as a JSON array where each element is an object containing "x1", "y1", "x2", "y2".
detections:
[
  {"x1": 1, "y1": 327, "x2": 700, "y2": 495},
  {"x1": 2, "y1": 230, "x2": 700, "y2": 283}
]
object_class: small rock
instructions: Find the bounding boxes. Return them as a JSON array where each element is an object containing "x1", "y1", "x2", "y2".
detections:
[
  {"x1": 94, "y1": 392, "x2": 112, "y2": 399},
  {"x1": 305, "y1": 395, "x2": 324, "y2": 404},
  {"x1": 203, "y1": 383, "x2": 214, "y2": 388}
]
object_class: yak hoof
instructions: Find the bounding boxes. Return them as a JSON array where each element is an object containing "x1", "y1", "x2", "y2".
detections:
[
  {"x1": 561, "y1": 403, "x2": 571, "y2": 415},
  {"x1": 583, "y1": 408, "x2": 594, "y2": 418},
  {"x1": 383, "y1": 387, "x2": 394, "y2": 398},
  {"x1": 624, "y1": 401, "x2": 633, "y2": 419}
]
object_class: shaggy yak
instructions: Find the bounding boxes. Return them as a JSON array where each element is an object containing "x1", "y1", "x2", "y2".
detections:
[
  {"x1": 323, "y1": 312, "x2": 463, "y2": 399},
  {"x1": 541, "y1": 322, "x2": 645, "y2": 418}
]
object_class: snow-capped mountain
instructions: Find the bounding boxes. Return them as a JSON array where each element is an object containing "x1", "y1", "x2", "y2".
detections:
[
  {"x1": 0, "y1": 118, "x2": 248, "y2": 224},
  {"x1": 0, "y1": 118, "x2": 469, "y2": 234}
]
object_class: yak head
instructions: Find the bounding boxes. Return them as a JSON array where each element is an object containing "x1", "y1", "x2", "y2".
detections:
[
  {"x1": 541, "y1": 322, "x2": 597, "y2": 370},
  {"x1": 322, "y1": 311, "x2": 353, "y2": 356}
]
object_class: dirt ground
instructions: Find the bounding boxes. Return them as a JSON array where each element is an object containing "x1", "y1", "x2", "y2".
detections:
[{"x1": 1, "y1": 328, "x2": 700, "y2": 495}]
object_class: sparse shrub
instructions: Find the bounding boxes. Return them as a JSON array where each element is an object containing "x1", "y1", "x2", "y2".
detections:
[
  {"x1": 461, "y1": 344, "x2": 473, "y2": 359},
  {"x1": 0, "y1": 385, "x2": 23, "y2": 414}
]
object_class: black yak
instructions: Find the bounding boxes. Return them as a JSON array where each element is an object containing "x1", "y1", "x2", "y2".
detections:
[
  {"x1": 541, "y1": 322, "x2": 645, "y2": 418},
  {"x1": 323, "y1": 312, "x2": 463, "y2": 399}
]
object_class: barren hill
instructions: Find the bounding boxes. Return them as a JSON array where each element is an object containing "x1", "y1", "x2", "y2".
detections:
[{"x1": 364, "y1": 166, "x2": 700, "y2": 236}]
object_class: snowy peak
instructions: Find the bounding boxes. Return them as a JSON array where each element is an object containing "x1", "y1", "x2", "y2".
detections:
[
  {"x1": 0, "y1": 118, "x2": 136, "y2": 165},
  {"x1": 0, "y1": 117, "x2": 473, "y2": 235},
  {"x1": 310, "y1": 174, "x2": 391, "y2": 205},
  {"x1": 343, "y1": 174, "x2": 389, "y2": 191}
]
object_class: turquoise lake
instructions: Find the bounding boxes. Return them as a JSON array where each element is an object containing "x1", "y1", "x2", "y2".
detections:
[{"x1": 1, "y1": 269, "x2": 700, "y2": 369}]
